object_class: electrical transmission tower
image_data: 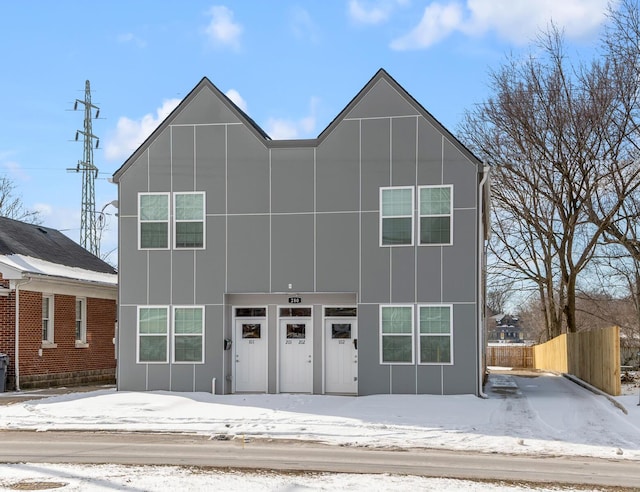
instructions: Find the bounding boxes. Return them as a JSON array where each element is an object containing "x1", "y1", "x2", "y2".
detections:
[{"x1": 69, "y1": 80, "x2": 101, "y2": 256}]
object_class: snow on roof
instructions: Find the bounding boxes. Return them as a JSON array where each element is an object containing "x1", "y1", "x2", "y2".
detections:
[
  {"x1": 0, "y1": 216, "x2": 116, "y2": 274},
  {"x1": 0, "y1": 254, "x2": 117, "y2": 286}
]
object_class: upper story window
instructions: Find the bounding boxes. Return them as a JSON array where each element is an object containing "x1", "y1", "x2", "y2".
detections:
[
  {"x1": 42, "y1": 294, "x2": 55, "y2": 345},
  {"x1": 174, "y1": 192, "x2": 205, "y2": 249},
  {"x1": 380, "y1": 187, "x2": 414, "y2": 246},
  {"x1": 139, "y1": 193, "x2": 170, "y2": 249},
  {"x1": 419, "y1": 185, "x2": 452, "y2": 245},
  {"x1": 138, "y1": 192, "x2": 205, "y2": 250}
]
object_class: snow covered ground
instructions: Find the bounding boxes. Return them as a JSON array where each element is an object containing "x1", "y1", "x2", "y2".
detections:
[
  {"x1": 0, "y1": 370, "x2": 639, "y2": 491},
  {"x1": 0, "y1": 463, "x2": 588, "y2": 492}
]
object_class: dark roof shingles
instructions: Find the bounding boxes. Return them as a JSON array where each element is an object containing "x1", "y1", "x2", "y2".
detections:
[{"x1": 0, "y1": 216, "x2": 116, "y2": 275}]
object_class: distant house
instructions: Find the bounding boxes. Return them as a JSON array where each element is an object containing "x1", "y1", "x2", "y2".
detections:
[
  {"x1": 488, "y1": 314, "x2": 525, "y2": 344},
  {"x1": 0, "y1": 216, "x2": 117, "y2": 390},
  {"x1": 112, "y1": 69, "x2": 491, "y2": 396}
]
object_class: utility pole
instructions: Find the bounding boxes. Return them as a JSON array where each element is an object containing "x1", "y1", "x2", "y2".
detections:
[{"x1": 69, "y1": 80, "x2": 100, "y2": 256}]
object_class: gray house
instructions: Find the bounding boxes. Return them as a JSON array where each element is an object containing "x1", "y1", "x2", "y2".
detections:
[{"x1": 112, "y1": 69, "x2": 490, "y2": 396}]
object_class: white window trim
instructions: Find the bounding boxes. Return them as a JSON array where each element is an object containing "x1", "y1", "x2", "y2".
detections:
[
  {"x1": 75, "y1": 297, "x2": 89, "y2": 348},
  {"x1": 379, "y1": 304, "x2": 415, "y2": 365},
  {"x1": 41, "y1": 294, "x2": 56, "y2": 348},
  {"x1": 418, "y1": 304, "x2": 454, "y2": 365},
  {"x1": 418, "y1": 184, "x2": 453, "y2": 246},
  {"x1": 138, "y1": 192, "x2": 170, "y2": 250},
  {"x1": 379, "y1": 186, "x2": 414, "y2": 247},
  {"x1": 136, "y1": 305, "x2": 169, "y2": 364},
  {"x1": 172, "y1": 305, "x2": 205, "y2": 364},
  {"x1": 173, "y1": 191, "x2": 206, "y2": 250}
]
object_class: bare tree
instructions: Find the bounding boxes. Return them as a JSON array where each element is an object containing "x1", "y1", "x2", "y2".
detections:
[
  {"x1": 460, "y1": 17, "x2": 640, "y2": 339},
  {"x1": 485, "y1": 284, "x2": 514, "y2": 315},
  {"x1": 0, "y1": 176, "x2": 41, "y2": 224},
  {"x1": 591, "y1": 1, "x2": 640, "y2": 284},
  {"x1": 585, "y1": 242, "x2": 640, "y2": 356},
  {"x1": 517, "y1": 297, "x2": 549, "y2": 344}
]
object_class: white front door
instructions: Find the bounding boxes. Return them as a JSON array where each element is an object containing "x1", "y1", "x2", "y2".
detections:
[
  {"x1": 325, "y1": 319, "x2": 358, "y2": 394},
  {"x1": 279, "y1": 318, "x2": 313, "y2": 393},
  {"x1": 234, "y1": 318, "x2": 267, "y2": 392}
]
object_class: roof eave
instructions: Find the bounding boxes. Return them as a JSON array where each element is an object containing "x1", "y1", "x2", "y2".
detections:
[
  {"x1": 113, "y1": 69, "x2": 483, "y2": 181},
  {"x1": 22, "y1": 270, "x2": 117, "y2": 287}
]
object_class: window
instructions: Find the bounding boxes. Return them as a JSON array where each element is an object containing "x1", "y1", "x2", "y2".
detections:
[
  {"x1": 419, "y1": 185, "x2": 452, "y2": 245},
  {"x1": 419, "y1": 305, "x2": 452, "y2": 364},
  {"x1": 331, "y1": 323, "x2": 352, "y2": 339},
  {"x1": 242, "y1": 323, "x2": 261, "y2": 338},
  {"x1": 380, "y1": 187, "x2": 414, "y2": 246},
  {"x1": 138, "y1": 307, "x2": 168, "y2": 363},
  {"x1": 380, "y1": 305, "x2": 414, "y2": 364},
  {"x1": 235, "y1": 307, "x2": 267, "y2": 318},
  {"x1": 174, "y1": 192, "x2": 205, "y2": 248},
  {"x1": 139, "y1": 192, "x2": 206, "y2": 250},
  {"x1": 173, "y1": 306, "x2": 204, "y2": 363},
  {"x1": 279, "y1": 307, "x2": 312, "y2": 317},
  {"x1": 139, "y1": 193, "x2": 169, "y2": 249},
  {"x1": 75, "y1": 297, "x2": 87, "y2": 344},
  {"x1": 42, "y1": 294, "x2": 54, "y2": 344},
  {"x1": 286, "y1": 324, "x2": 306, "y2": 338},
  {"x1": 324, "y1": 307, "x2": 357, "y2": 317}
]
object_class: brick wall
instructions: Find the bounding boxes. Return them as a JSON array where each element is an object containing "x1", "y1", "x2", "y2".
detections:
[
  {"x1": 0, "y1": 277, "x2": 16, "y2": 388},
  {"x1": 1, "y1": 288, "x2": 116, "y2": 390}
]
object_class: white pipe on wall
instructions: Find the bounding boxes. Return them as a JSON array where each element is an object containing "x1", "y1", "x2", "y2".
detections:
[
  {"x1": 477, "y1": 165, "x2": 490, "y2": 398},
  {"x1": 13, "y1": 277, "x2": 32, "y2": 392}
]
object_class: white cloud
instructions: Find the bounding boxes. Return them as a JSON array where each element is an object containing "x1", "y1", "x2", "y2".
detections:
[
  {"x1": 1, "y1": 160, "x2": 30, "y2": 182},
  {"x1": 104, "y1": 98, "x2": 181, "y2": 162},
  {"x1": 34, "y1": 203, "x2": 80, "y2": 237},
  {"x1": 266, "y1": 119, "x2": 299, "y2": 140},
  {"x1": 225, "y1": 89, "x2": 247, "y2": 112},
  {"x1": 348, "y1": 0, "x2": 408, "y2": 25},
  {"x1": 391, "y1": 0, "x2": 612, "y2": 50},
  {"x1": 291, "y1": 7, "x2": 320, "y2": 43},
  {"x1": 391, "y1": 2, "x2": 463, "y2": 50},
  {"x1": 117, "y1": 32, "x2": 147, "y2": 48},
  {"x1": 33, "y1": 202, "x2": 53, "y2": 217},
  {"x1": 266, "y1": 97, "x2": 320, "y2": 140},
  {"x1": 204, "y1": 5, "x2": 243, "y2": 50}
]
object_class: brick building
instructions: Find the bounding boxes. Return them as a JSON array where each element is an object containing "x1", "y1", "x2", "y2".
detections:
[{"x1": 0, "y1": 216, "x2": 117, "y2": 390}]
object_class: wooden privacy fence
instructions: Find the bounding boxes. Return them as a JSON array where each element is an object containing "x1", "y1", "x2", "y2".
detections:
[
  {"x1": 569, "y1": 326, "x2": 620, "y2": 396},
  {"x1": 487, "y1": 326, "x2": 621, "y2": 396},
  {"x1": 486, "y1": 345, "x2": 534, "y2": 368},
  {"x1": 532, "y1": 335, "x2": 568, "y2": 372}
]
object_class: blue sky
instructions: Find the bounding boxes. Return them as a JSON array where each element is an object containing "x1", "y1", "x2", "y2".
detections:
[{"x1": 0, "y1": 0, "x2": 614, "y2": 264}]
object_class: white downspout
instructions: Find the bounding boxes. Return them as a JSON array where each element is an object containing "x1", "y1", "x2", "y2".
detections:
[
  {"x1": 13, "y1": 277, "x2": 32, "y2": 392},
  {"x1": 477, "y1": 165, "x2": 490, "y2": 398}
]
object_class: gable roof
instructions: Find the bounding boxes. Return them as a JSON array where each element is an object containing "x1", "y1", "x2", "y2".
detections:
[
  {"x1": 316, "y1": 69, "x2": 481, "y2": 165},
  {"x1": 113, "y1": 69, "x2": 482, "y2": 181},
  {"x1": 113, "y1": 76, "x2": 270, "y2": 181},
  {"x1": 0, "y1": 216, "x2": 117, "y2": 276}
]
